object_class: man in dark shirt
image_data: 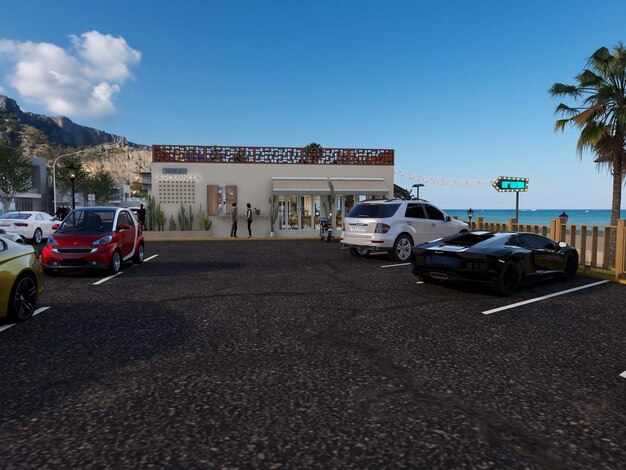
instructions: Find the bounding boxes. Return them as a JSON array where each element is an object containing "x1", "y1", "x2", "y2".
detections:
[{"x1": 137, "y1": 203, "x2": 146, "y2": 230}]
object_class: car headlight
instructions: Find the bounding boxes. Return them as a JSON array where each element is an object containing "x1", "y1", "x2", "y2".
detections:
[
  {"x1": 47, "y1": 235, "x2": 57, "y2": 246},
  {"x1": 93, "y1": 235, "x2": 113, "y2": 246}
]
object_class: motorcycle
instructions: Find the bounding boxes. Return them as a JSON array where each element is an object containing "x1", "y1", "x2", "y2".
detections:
[{"x1": 320, "y1": 217, "x2": 332, "y2": 242}]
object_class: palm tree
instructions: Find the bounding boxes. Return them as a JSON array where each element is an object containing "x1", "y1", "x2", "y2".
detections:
[{"x1": 549, "y1": 43, "x2": 626, "y2": 265}]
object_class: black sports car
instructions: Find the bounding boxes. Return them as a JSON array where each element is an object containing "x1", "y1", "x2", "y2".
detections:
[{"x1": 412, "y1": 231, "x2": 579, "y2": 296}]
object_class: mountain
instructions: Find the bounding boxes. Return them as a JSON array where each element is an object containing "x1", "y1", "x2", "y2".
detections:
[{"x1": 0, "y1": 95, "x2": 151, "y2": 184}]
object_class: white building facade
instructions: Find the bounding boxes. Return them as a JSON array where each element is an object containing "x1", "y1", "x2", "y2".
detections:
[{"x1": 151, "y1": 145, "x2": 395, "y2": 238}]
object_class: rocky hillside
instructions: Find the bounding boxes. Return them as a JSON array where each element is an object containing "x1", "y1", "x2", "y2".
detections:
[{"x1": 0, "y1": 95, "x2": 151, "y2": 184}]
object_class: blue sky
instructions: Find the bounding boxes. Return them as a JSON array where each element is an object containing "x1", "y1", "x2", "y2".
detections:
[{"x1": 1, "y1": 0, "x2": 626, "y2": 209}]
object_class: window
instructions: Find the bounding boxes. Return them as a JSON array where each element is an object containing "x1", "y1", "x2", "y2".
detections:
[
  {"x1": 36, "y1": 214, "x2": 44, "y2": 220},
  {"x1": 405, "y1": 203, "x2": 425, "y2": 219},
  {"x1": 518, "y1": 234, "x2": 557, "y2": 251},
  {"x1": 117, "y1": 211, "x2": 132, "y2": 228},
  {"x1": 347, "y1": 203, "x2": 400, "y2": 218},
  {"x1": 423, "y1": 204, "x2": 445, "y2": 220}
]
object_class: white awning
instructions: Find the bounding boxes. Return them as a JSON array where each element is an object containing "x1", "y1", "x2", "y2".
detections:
[
  {"x1": 272, "y1": 178, "x2": 331, "y2": 194},
  {"x1": 330, "y1": 178, "x2": 390, "y2": 195}
]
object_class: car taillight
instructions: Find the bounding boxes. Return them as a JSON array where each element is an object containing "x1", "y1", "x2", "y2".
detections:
[
  {"x1": 375, "y1": 223, "x2": 390, "y2": 233},
  {"x1": 14, "y1": 222, "x2": 28, "y2": 227}
]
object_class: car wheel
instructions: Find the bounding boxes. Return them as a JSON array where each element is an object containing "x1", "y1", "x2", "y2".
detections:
[
  {"x1": 32, "y1": 228, "x2": 42, "y2": 244},
  {"x1": 349, "y1": 247, "x2": 370, "y2": 257},
  {"x1": 495, "y1": 260, "x2": 521, "y2": 296},
  {"x1": 562, "y1": 254, "x2": 579, "y2": 281},
  {"x1": 8, "y1": 274, "x2": 38, "y2": 322},
  {"x1": 109, "y1": 250, "x2": 122, "y2": 274},
  {"x1": 133, "y1": 243, "x2": 145, "y2": 264},
  {"x1": 391, "y1": 235, "x2": 413, "y2": 262}
]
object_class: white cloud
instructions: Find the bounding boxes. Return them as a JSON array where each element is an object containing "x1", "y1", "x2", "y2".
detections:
[{"x1": 0, "y1": 32, "x2": 140, "y2": 119}]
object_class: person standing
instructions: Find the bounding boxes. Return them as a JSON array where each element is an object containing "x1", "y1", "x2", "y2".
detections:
[
  {"x1": 246, "y1": 203, "x2": 253, "y2": 238},
  {"x1": 230, "y1": 202, "x2": 238, "y2": 237},
  {"x1": 137, "y1": 203, "x2": 146, "y2": 230}
]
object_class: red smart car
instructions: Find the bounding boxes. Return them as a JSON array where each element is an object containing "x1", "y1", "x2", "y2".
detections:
[{"x1": 41, "y1": 207, "x2": 145, "y2": 275}]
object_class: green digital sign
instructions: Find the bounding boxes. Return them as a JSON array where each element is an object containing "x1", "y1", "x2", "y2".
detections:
[{"x1": 492, "y1": 176, "x2": 529, "y2": 192}]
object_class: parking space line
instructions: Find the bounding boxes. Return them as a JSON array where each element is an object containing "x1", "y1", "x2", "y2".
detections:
[
  {"x1": 620, "y1": 370, "x2": 626, "y2": 379},
  {"x1": 144, "y1": 254, "x2": 159, "y2": 262},
  {"x1": 0, "y1": 306, "x2": 51, "y2": 333},
  {"x1": 93, "y1": 272, "x2": 123, "y2": 285},
  {"x1": 482, "y1": 280, "x2": 610, "y2": 315},
  {"x1": 381, "y1": 263, "x2": 411, "y2": 268},
  {"x1": 416, "y1": 281, "x2": 423, "y2": 284}
]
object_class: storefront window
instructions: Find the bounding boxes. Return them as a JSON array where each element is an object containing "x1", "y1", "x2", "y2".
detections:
[
  {"x1": 288, "y1": 195, "x2": 298, "y2": 229},
  {"x1": 313, "y1": 196, "x2": 321, "y2": 230}
]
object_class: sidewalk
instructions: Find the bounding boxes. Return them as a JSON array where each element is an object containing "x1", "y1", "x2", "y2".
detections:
[{"x1": 143, "y1": 231, "x2": 318, "y2": 242}]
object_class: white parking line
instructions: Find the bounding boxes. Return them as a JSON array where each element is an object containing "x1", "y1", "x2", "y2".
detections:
[
  {"x1": 93, "y1": 272, "x2": 123, "y2": 285},
  {"x1": 381, "y1": 263, "x2": 411, "y2": 268},
  {"x1": 416, "y1": 281, "x2": 423, "y2": 285},
  {"x1": 482, "y1": 280, "x2": 610, "y2": 315},
  {"x1": 620, "y1": 370, "x2": 626, "y2": 379},
  {"x1": 0, "y1": 306, "x2": 51, "y2": 333},
  {"x1": 144, "y1": 254, "x2": 159, "y2": 262}
]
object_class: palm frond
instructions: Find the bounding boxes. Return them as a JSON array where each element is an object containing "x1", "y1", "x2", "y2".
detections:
[
  {"x1": 573, "y1": 104, "x2": 604, "y2": 126},
  {"x1": 548, "y1": 83, "x2": 580, "y2": 97},
  {"x1": 576, "y1": 69, "x2": 605, "y2": 87},
  {"x1": 554, "y1": 118, "x2": 571, "y2": 132},
  {"x1": 553, "y1": 103, "x2": 580, "y2": 117}
]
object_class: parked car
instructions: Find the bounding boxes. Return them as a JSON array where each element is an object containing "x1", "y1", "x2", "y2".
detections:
[
  {"x1": 0, "y1": 211, "x2": 57, "y2": 243},
  {"x1": 0, "y1": 236, "x2": 44, "y2": 322},
  {"x1": 340, "y1": 199, "x2": 469, "y2": 262},
  {"x1": 41, "y1": 207, "x2": 145, "y2": 275},
  {"x1": 412, "y1": 231, "x2": 579, "y2": 296}
]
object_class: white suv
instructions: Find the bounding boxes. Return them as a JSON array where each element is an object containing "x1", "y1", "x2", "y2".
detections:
[{"x1": 340, "y1": 199, "x2": 468, "y2": 262}]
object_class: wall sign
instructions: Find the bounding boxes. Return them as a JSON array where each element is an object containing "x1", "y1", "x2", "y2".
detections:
[{"x1": 492, "y1": 176, "x2": 528, "y2": 192}]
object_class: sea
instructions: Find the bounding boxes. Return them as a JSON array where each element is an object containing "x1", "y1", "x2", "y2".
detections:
[{"x1": 444, "y1": 209, "x2": 626, "y2": 227}]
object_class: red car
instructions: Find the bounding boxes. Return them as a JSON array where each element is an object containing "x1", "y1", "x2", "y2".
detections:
[{"x1": 41, "y1": 207, "x2": 145, "y2": 275}]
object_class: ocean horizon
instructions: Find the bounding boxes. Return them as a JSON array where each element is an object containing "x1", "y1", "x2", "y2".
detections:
[{"x1": 444, "y1": 209, "x2": 626, "y2": 226}]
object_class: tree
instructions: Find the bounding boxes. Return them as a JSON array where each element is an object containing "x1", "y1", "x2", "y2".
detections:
[
  {"x1": 0, "y1": 146, "x2": 32, "y2": 213},
  {"x1": 303, "y1": 142, "x2": 323, "y2": 163},
  {"x1": 81, "y1": 169, "x2": 118, "y2": 205},
  {"x1": 56, "y1": 158, "x2": 89, "y2": 203},
  {"x1": 549, "y1": 43, "x2": 626, "y2": 264}
]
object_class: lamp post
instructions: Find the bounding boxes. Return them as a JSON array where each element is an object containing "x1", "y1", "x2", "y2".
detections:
[
  {"x1": 412, "y1": 183, "x2": 425, "y2": 200},
  {"x1": 52, "y1": 149, "x2": 90, "y2": 214},
  {"x1": 467, "y1": 208, "x2": 473, "y2": 221},
  {"x1": 68, "y1": 163, "x2": 77, "y2": 210},
  {"x1": 559, "y1": 210, "x2": 568, "y2": 223}
]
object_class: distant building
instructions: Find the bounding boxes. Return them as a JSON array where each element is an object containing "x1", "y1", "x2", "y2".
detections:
[
  {"x1": 151, "y1": 144, "x2": 395, "y2": 237},
  {"x1": 11, "y1": 157, "x2": 50, "y2": 212}
]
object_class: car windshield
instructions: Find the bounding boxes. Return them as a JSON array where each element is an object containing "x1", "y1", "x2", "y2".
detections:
[
  {"x1": 0, "y1": 212, "x2": 31, "y2": 220},
  {"x1": 347, "y1": 203, "x2": 400, "y2": 218},
  {"x1": 441, "y1": 232, "x2": 495, "y2": 247},
  {"x1": 58, "y1": 210, "x2": 116, "y2": 233}
]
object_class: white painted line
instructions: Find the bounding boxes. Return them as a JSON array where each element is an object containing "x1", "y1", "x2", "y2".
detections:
[
  {"x1": 93, "y1": 272, "x2": 123, "y2": 285},
  {"x1": 369, "y1": 252, "x2": 387, "y2": 256},
  {"x1": 33, "y1": 306, "x2": 50, "y2": 317},
  {"x1": 620, "y1": 370, "x2": 626, "y2": 379},
  {"x1": 144, "y1": 254, "x2": 159, "y2": 262},
  {"x1": 416, "y1": 281, "x2": 423, "y2": 285},
  {"x1": 381, "y1": 262, "x2": 411, "y2": 268},
  {"x1": 0, "y1": 306, "x2": 51, "y2": 333},
  {"x1": 483, "y1": 280, "x2": 610, "y2": 315}
]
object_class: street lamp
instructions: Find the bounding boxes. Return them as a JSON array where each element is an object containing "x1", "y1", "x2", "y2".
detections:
[
  {"x1": 467, "y1": 208, "x2": 473, "y2": 221},
  {"x1": 559, "y1": 210, "x2": 568, "y2": 223},
  {"x1": 52, "y1": 149, "x2": 90, "y2": 214},
  {"x1": 412, "y1": 183, "x2": 425, "y2": 200},
  {"x1": 68, "y1": 163, "x2": 77, "y2": 210}
]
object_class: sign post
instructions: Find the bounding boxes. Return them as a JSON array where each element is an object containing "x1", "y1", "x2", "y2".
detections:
[{"x1": 492, "y1": 176, "x2": 529, "y2": 223}]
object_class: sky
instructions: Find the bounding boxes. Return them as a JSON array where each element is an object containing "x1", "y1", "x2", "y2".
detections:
[{"x1": 1, "y1": 0, "x2": 626, "y2": 210}]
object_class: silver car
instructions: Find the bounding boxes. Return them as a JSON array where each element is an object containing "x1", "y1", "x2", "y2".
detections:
[{"x1": 340, "y1": 199, "x2": 469, "y2": 262}]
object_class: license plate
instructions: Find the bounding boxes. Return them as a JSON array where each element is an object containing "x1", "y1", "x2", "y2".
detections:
[{"x1": 349, "y1": 224, "x2": 367, "y2": 232}]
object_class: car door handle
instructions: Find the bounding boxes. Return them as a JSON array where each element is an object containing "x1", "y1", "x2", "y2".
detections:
[{"x1": 431, "y1": 223, "x2": 436, "y2": 227}]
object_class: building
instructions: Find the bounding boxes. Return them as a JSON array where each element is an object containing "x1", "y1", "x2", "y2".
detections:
[
  {"x1": 151, "y1": 145, "x2": 395, "y2": 237},
  {"x1": 11, "y1": 157, "x2": 50, "y2": 213}
]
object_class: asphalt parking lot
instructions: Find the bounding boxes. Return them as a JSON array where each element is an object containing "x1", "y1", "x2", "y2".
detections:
[{"x1": 1, "y1": 240, "x2": 625, "y2": 468}]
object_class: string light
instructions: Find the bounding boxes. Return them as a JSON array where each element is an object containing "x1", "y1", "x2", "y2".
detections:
[{"x1": 394, "y1": 169, "x2": 493, "y2": 187}]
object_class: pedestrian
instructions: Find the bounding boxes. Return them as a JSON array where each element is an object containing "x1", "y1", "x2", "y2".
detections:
[
  {"x1": 230, "y1": 202, "x2": 238, "y2": 237},
  {"x1": 55, "y1": 205, "x2": 64, "y2": 220},
  {"x1": 246, "y1": 202, "x2": 253, "y2": 238},
  {"x1": 137, "y1": 203, "x2": 146, "y2": 230}
]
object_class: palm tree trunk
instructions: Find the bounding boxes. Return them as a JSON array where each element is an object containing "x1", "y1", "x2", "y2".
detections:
[{"x1": 608, "y1": 156, "x2": 624, "y2": 267}]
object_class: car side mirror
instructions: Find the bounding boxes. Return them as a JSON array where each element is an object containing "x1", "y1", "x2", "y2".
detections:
[
  {"x1": 445, "y1": 215, "x2": 451, "y2": 222},
  {"x1": 117, "y1": 223, "x2": 131, "y2": 231}
]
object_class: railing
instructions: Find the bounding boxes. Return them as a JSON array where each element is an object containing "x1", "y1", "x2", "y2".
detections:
[
  {"x1": 152, "y1": 145, "x2": 394, "y2": 165},
  {"x1": 466, "y1": 216, "x2": 626, "y2": 282}
]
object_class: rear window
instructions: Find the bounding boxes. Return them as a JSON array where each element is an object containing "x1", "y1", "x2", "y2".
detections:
[
  {"x1": 0, "y1": 213, "x2": 31, "y2": 219},
  {"x1": 347, "y1": 203, "x2": 400, "y2": 218}
]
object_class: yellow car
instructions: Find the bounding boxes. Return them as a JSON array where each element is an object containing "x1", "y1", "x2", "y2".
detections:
[{"x1": 0, "y1": 235, "x2": 44, "y2": 322}]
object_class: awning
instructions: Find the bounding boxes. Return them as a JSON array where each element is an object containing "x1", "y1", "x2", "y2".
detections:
[
  {"x1": 330, "y1": 178, "x2": 390, "y2": 195},
  {"x1": 272, "y1": 178, "x2": 331, "y2": 194}
]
